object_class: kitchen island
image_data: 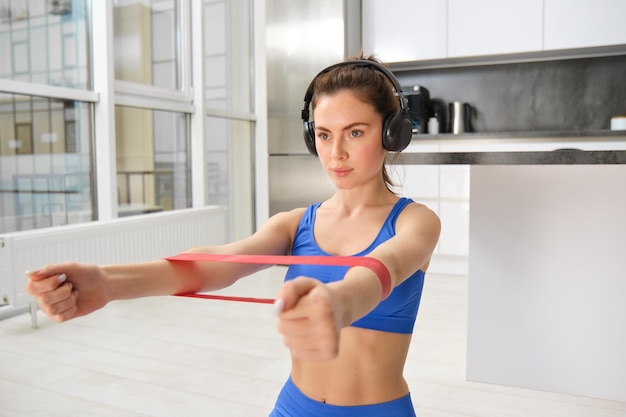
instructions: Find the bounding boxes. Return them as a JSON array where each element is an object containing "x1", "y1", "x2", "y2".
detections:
[{"x1": 395, "y1": 134, "x2": 626, "y2": 403}]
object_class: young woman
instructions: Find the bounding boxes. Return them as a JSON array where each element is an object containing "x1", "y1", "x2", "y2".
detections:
[{"x1": 26, "y1": 55, "x2": 441, "y2": 417}]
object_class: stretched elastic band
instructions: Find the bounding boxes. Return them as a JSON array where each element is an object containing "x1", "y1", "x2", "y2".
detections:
[
  {"x1": 166, "y1": 253, "x2": 392, "y2": 301},
  {"x1": 174, "y1": 292, "x2": 275, "y2": 304}
]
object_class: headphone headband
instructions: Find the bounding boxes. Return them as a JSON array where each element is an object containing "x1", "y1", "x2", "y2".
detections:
[{"x1": 301, "y1": 60, "x2": 407, "y2": 122}]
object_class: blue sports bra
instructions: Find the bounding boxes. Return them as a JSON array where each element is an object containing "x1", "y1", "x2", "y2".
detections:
[{"x1": 283, "y1": 197, "x2": 425, "y2": 334}]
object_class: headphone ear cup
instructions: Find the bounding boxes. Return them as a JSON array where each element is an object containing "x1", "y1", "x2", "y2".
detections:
[
  {"x1": 303, "y1": 120, "x2": 318, "y2": 156},
  {"x1": 382, "y1": 110, "x2": 413, "y2": 152}
]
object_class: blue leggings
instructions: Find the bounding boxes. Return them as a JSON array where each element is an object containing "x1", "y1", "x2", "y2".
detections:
[{"x1": 269, "y1": 376, "x2": 417, "y2": 417}]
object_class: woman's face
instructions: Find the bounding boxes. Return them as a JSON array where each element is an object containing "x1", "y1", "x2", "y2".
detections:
[{"x1": 312, "y1": 90, "x2": 388, "y2": 190}]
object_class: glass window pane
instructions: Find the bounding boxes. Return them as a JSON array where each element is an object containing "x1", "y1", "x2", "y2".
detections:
[
  {"x1": 113, "y1": 1, "x2": 180, "y2": 90},
  {"x1": 0, "y1": 0, "x2": 90, "y2": 89},
  {"x1": 205, "y1": 116, "x2": 254, "y2": 237},
  {"x1": 204, "y1": 0, "x2": 252, "y2": 113},
  {"x1": 0, "y1": 94, "x2": 94, "y2": 233},
  {"x1": 115, "y1": 106, "x2": 190, "y2": 216},
  {"x1": 30, "y1": 27, "x2": 48, "y2": 73},
  {"x1": 205, "y1": 117, "x2": 230, "y2": 208}
]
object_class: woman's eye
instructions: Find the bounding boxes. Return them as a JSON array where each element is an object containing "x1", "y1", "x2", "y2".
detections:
[
  {"x1": 318, "y1": 132, "x2": 329, "y2": 140},
  {"x1": 349, "y1": 130, "x2": 363, "y2": 138}
]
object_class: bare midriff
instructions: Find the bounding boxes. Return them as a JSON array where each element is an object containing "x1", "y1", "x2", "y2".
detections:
[{"x1": 290, "y1": 326, "x2": 412, "y2": 406}]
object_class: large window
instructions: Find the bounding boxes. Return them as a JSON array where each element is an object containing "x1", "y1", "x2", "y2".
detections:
[{"x1": 0, "y1": 0, "x2": 259, "y2": 238}]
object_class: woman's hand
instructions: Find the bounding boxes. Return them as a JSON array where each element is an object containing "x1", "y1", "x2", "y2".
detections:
[
  {"x1": 274, "y1": 277, "x2": 345, "y2": 361},
  {"x1": 25, "y1": 262, "x2": 109, "y2": 322}
]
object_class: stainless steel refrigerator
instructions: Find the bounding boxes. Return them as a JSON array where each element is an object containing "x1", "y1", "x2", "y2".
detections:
[{"x1": 266, "y1": 0, "x2": 361, "y2": 214}]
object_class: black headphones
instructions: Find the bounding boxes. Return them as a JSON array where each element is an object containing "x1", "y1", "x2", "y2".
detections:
[{"x1": 301, "y1": 60, "x2": 413, "y2": 156}]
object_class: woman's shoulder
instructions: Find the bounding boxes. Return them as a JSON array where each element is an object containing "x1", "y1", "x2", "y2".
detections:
[
  {"x1": 249, "y1": 206, "x2": 311, "y2": 252},
  {"x1": 398, "y1": 197, "x2": 434, "y2": 213},
  {"x1": 262, "y1": 205, "x2": 310, "y2": 231},
  {"x1": 275, "y1": 206, "x2": 309, "y2": 222},
  {"x1": 397, "y1": 199, "x2": 441, "y2": 230}
]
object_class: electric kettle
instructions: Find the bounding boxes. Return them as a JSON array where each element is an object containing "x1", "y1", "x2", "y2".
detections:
[{"x1": 448, "y1": 102, "x2": 473, "y2": 134}]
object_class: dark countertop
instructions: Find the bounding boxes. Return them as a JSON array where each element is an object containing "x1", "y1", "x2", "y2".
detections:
[
  {"x1": 391, "y1": 133, "x2": 626, "y2": 165},
  {"x1": 393, "y1": 149, "x2": 626, "y2": 165},
  {"x1": 416, "y1": 130, "x2": 626, "y2": 139}
]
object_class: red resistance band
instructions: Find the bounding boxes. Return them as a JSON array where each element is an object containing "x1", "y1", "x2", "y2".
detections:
[{"x1": 166, "y1": 253, "x2": 392, "y2": 304}]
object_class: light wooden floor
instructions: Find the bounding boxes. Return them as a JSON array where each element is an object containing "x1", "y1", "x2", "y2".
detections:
[{"x1": 1, "y1": 268, "x2": 625, "y2": 417}]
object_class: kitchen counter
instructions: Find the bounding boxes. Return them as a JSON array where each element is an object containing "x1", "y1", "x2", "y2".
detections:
[
  {"x1": 394, "y1": 133, "x2": 626, "y2": 164},
  {"x1": 390, "y1": 132, "x2": 626, "y2": 402},
  {"x1": 396, "y1": 149, "x2": 626, "y2": 164}
]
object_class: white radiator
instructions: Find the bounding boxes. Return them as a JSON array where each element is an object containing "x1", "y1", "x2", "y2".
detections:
[{"x1": 0, "y1": 206, "x2": 227, "y2": 320}]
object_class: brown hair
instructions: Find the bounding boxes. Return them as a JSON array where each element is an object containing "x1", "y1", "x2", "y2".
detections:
[{"x1": 310, "y1": 54, "x2": 401, "y2": 192}]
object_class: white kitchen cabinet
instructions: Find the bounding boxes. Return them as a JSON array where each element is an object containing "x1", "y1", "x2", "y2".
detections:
[
  {"x1": 435, "y1": 165, "x2": 469, "y2": 261},
  {"x1": 394, "y1": 164, "x2": 440, "y2": 199},
  {"x1": 438, "y1": 165, "x2": 469, "y2": 256},
  {"x1": 447, "y1": 0, "x2": 543, "y2": 57},
  {"x1": 392, "y1": 157, "x2": 470, "y2": 275},
  {"x1": 544, "y1": 0, "x2": 626, "y2": 50},
  {"x1": 361, "y1": 0, "x2": 447, "y2": 62},
  {"x1": 362, "y1": 0, "x2": 626, "y2": 65},
  {"x1": 438, "y1": 200, "x2": 469, "y2": 256}
]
